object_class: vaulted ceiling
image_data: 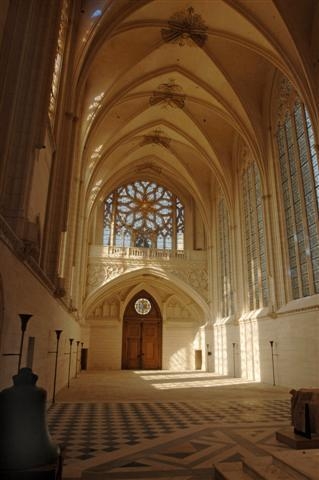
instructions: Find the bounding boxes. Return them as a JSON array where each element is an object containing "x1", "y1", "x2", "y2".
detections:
[{"x1": 70, "y1": 0, "x2": 319, "y2": 220}]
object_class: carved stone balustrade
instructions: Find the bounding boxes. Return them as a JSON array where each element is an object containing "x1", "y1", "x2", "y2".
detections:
[{"x1": 86, "y1": 245, "x2": 208, "y2": 300}]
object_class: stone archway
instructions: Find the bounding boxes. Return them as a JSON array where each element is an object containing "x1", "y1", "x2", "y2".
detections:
[{"x1": 122, "y1": 290, "x2": 162, "y2": 370}]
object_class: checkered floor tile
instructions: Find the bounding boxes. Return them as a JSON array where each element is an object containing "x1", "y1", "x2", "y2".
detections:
[{"x1": 47, "y1": 399, "x2": 291, "y2": 467}]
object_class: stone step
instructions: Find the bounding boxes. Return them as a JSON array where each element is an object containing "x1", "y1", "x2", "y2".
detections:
[
  {"x1": 271, "y1": 450, "x2": 319, "y2": 480},
  {"x1": 214, "y1": 454, "x2": 316, "y2": 480},
  {"x1": 214, "y1": 461, "x2": 252, "y2": 480},
  {"x1": 242, "y1": 456, "x2": 303, "y2": 479}
]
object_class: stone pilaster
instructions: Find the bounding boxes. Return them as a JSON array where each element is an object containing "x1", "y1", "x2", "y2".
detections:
[{"x1": 0, "y1": 0, "x2": 62, "y2": 236}]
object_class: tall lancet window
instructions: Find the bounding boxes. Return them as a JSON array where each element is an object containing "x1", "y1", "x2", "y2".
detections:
[
  {"x1": 103, "y1": 180, "x2": 184, "y2": 250},
  {"x1": 217, "y1": 198, "x2": 234, "y2": 317},
  {"x1": 48, "y1": 0, "x2": 69, "y2": 124},
  {"x1": 276, "y1": 80, "x2": 319, "y2": 299},
  {"x1": 242, "y1": 162, "x2": 269, "y2": 310}
]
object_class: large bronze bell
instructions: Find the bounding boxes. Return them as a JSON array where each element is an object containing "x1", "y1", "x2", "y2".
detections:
[{"x1": 0, "y1": 368, "x2": 61, "y2": 479}]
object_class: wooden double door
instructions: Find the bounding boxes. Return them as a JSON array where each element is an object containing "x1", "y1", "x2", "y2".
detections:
[{"x1": 122, "y1": 291, "x2": 162, "y2": 370}]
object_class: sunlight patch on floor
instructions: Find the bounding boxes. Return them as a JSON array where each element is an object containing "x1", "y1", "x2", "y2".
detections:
[
  {"x1": 137, "y1": 372, "x2": 234, "y2": 380},
  {"x1": 132, "y1": 371, "x2": 257, "y2": 389},
  {"x1": 149, "y1": 377, "x2": 256, "y2": 389}
]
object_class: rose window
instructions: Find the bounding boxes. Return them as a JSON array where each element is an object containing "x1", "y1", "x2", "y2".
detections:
[{"x1": 103, "y1": 180, "x2": 184, "y2": 250}]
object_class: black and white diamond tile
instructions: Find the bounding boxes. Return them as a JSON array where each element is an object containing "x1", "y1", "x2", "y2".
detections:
[{"x1": 47, "y1": 398, "x2": 291, "y2": 474}]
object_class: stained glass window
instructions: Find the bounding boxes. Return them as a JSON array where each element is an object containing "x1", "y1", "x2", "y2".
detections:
[
  {"x1": 103, "y1": 180, "x2": 184, "y2": 250},
  {"x1": 134, "y1": 298, "x2": 152, "y2": 315},
  {"x1": 242, "y1": 162, "x2": 269, "y2": 309},
  {"x1": 276, "y1": 98, "x2": 319, "y2": 298},
  {"x1": 217, "y1": 198, "x2": 234, "y2": 317}
]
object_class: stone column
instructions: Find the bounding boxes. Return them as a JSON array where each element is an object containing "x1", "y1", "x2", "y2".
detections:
[{"x1": 0, "y1": 0, "x2": 62, "y2": 236}]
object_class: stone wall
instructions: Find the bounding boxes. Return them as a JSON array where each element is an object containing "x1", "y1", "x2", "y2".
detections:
[{"x1": 0, "y1": 242, "x2": 81, "y2": 398}]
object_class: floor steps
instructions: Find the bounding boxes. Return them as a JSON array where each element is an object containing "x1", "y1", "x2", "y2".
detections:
[
  {"x1": 271, "y1": 450, "x2": 319, "y2": 480},
  {"x1": 214, "y1": 450, "x2": 319, "y2": 480},
  {"x1": 214, "y1": 461, "x2": 254, "y2": 479}
]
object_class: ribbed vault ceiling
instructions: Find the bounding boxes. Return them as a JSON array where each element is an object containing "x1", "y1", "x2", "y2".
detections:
[{"x1": 72, "y1": 0, "x2": 318, "y2": 217}]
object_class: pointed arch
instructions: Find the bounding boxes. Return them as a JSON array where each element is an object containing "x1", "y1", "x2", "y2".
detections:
[{"x1": 122, "y1": 289, "x2": 162, "y2": 369}]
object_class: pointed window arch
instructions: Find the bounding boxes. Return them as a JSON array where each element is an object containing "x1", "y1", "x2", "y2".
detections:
[
  {"x1": 276, "y1": 91, "x2": 319, "y2": 299},
  {"x1": 103, "y1": 180, "x2": 184, "y2": 250}
]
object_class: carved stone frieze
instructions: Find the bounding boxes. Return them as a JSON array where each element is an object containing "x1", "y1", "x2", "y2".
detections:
[
  {"x1": 87, "y1": 296, "x2": 120, "y2": 323},
  {"x1": 170, "y1": 267, "x2": 208, "y2": 299},
  {"x1": 86, "y1": 254, "x2": 208, "y2": 300},
  {"x1": 87, "y1": 263, "x2": 126, "y2": 288}
]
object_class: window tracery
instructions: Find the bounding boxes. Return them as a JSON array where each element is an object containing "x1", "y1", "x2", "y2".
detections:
[
  {"x1": 217, "y1": 198, "x2": 234, "y2": 317},
  {"x1": 103, "y1": 180, "x2": 184, "y2": 250},
  {"x1": 48, "y1": 0, "x2": 69, "y2": 124},
  {"x1": 276, "y1": 81, "x2": 319, "y2": 298},
  {"x1": 242, "y1": 162, "x2": 269, "y2": 310}
]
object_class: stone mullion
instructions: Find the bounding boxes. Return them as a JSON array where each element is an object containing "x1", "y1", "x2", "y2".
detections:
[
  {"x1": 246, "y1": 169, "x2": 256, "y2": 310},
  {"x1": 217, "y1": 201, "x2": 224, "y2": 318},
  {"x1": 110, "y1": 193, "x2": 119, "y2": 247},
  {"x1": 222, "y1": 204, "x2": 228, "y2": 316},
  {"x1": 243, "y1": 171, "x2": 254, "y2": 310},
  {"x1": 283, "y1": 118, "x2": 302, "y2": 299},
  {"x1": 291, "y1": 108, "x2": 311, "y2": 297},
  {"x1": 220, "y1": 205, "x2": 225, "y2": 317},
  {"x1": 172, "y1": 195, "x2": 177, "y2": 251},
  {"x1": 225, "y1": 208, "x2": 233, "y2": 316},
  {"x1": 250, "y1": 164, "x2": 263, "y2": 309},
  {"x1": 0, "y1": 0, "x2": 62, "y2": 234},
  {"x1": 299, "y1": 106, "x2": 318, "y2": 295}
]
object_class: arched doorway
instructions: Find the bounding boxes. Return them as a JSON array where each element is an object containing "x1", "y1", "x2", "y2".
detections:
[{"x1": 122, "y1": 290, "x2": 162, "y2": 370}]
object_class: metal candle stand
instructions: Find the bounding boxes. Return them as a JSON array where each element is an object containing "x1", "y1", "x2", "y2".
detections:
[
  {"x1": 81, "y1": 342, "x2": 84, "y2": 371},
  {"x1": 269, "y1": 340, "x2": 276, "y2": 386},
  {"x1": 232, "y1": 342, "x2": 236, "y2": 377},
  {"x1": 48, "y1": 330, "x2": 63, "y2": 404},
  {"x1": 76, "y1": 340, "x2": 80, "y2": 377},
  {"x1": 67, "y1": 338, "x2": 74, "y2": 388},
  {"x1": 2, "y1": 314, "x2": 33, "y2": 373}
]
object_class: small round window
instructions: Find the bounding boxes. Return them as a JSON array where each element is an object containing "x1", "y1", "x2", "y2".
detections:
[{"x1": 134, "y1": 298, "x2": 151, "y2": 315}]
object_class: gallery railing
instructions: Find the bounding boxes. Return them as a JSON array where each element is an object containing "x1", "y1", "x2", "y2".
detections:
[
  {"x1": 89, "y1": 245, "x2": 205, "y2": 261},
  {"x1": 87, "y1": 245, "x2": 208, "y2": 299}
]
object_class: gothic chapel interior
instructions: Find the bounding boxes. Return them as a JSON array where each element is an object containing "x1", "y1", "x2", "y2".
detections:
[{"x1": 1, "y1": 0, "x2": 319, "y2": 396}]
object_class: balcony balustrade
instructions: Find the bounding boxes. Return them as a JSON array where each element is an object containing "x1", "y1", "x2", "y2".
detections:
[
  {"x1": 87, "y1": 245, "x2": 208, "y2": 300},
  {"x1": 89, "y1": 245, "x2": 205, "y2": 261}
]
